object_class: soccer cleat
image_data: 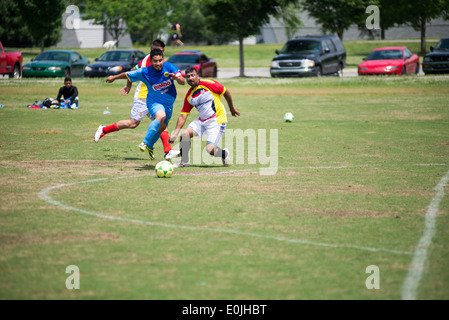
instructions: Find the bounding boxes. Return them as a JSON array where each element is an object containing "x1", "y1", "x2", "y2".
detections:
[
  {"x1": 164, "y1": 149, "x2": 181, "y2": 161},
  {"x1": 172, "y1": 161, "x2": 190, "y2": 168},
  {"x1": 222, "y1": 148, "x2": 230, "y2": 166},
  {"x1": 138, "y1": 142, "x2": 155, "y2": 160},
  {"x1": 94, "y1": 125, "x2": 105, "y2": 142}
]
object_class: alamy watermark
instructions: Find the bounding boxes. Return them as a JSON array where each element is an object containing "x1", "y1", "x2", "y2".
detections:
[
  {"x1": 173, "y1": 128, "x2": 279, "y2": 175},
  {"x1": 65, "y1": 5, "x2": 81, "y2": 30},
  {"x1": 366, "y1": 5, "x2": 380, "y2": 30},
  {"x1": 65, "y1": 265, "x2": 80, "y2": 290},
  {"x1": 365, "y1": 265, "x2": 380, "y2": 290}
]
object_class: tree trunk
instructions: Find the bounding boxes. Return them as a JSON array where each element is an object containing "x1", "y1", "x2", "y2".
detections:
[
  {"x1": 239, "y1": 37, "x2": 245, "y2": 77},
  {"x1": 381, "y1": 28, "x2": 385, "y2": 40},
  {"x1": 40, "y1": 39, "x2": 45, "y2": 53},
  {"x1": 420, "y1": 17, "x2": 426, "y2": 55},
  {"x1": 337, "y1": 31, "x2": 343, "y2": 41}
]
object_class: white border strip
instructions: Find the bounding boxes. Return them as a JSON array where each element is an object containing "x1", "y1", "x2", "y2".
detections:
[
  {"x1": 38, "y1": 170, "x2": 413, "y2": 256},
  {"x1": 401, "y1": 168, "x2": 449, "y2": 300}
]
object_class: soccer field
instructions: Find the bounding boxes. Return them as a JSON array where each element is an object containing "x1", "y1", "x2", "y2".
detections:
[{"x1": 0, "y1": 75, "x2": 448, "y2": 300}]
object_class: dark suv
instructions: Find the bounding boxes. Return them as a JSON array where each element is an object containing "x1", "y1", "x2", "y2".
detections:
[
  {"x1": 422, "y1": 37, "x2": 449, "y2": 75},
  {"x1": 270, "y1": 35, "x2": 346, "y2": 77}
]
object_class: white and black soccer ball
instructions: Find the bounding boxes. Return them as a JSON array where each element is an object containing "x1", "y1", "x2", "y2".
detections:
[{"x1": 283, "y1": 112, "x2": 294, "y2": 122}]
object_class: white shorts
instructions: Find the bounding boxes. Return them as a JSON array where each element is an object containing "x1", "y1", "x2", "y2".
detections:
[
  {"x1": 188, "y1": 117, "x2": 227, "y2": 146},
  {"x1": 130, "y1": 98, "x2": 153, "y2": 121}
]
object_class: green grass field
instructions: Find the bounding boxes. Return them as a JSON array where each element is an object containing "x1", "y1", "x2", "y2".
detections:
[{"x1": 1, "y1": 74, "x2": 449, "y2": 300}]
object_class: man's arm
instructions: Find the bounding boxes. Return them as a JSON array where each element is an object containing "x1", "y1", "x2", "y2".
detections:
[
  {"x1": 69, "y1": 87, "x2": 78, "y2": 103},
  {"x1": 120, "y1": 80, "x2": 132, "y2": 96},
  {"x1": 106, "y1": 72, "x2": 129, "y2": 83},
  {"x1": 223, "y1": 89, "x2": 240, "y2": 117},
  {"x1": 53, "y1": 87, "x2": 63, "y2": 105},
  {"x1": 169, "y1": 113, "x2": 188, "y2": 143},
  {"x1": 169, "y1": 73, "x2": 185, "y2": 85}
]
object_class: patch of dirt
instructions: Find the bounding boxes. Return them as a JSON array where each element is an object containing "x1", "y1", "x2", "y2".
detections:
[{"x1": 2, "y1": 230, "x2": 120, "y2": 246}]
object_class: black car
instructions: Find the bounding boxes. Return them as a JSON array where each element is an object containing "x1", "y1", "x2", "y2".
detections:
[
  {"x1": 270, "y1": 35, "x2": 346, "y2": 77},
  {"x1": 423, "y1": 37, "x2": 449, "y2": 75},
  {"x1": 84, "y1": 49, "x2": 147, "y2": 77}
]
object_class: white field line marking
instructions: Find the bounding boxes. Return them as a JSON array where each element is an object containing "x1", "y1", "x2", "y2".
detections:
[
  {"x1": 38, "y1": 168, "x2": 414, "y2": 256},
  {"x1": 401, "y1": 168, "x2": 449, "y2": 300}
]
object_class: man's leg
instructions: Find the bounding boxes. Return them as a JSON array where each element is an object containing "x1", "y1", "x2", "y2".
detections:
[
  {"x1": 139, "y1": 106, "x2": 166, "y2": 159},
  {"x1": 205, "y1": 122, "x2": 229, "y2": 166},
  {"x1": 94, "y1": 118, "x2": 140, "y2": 142}
]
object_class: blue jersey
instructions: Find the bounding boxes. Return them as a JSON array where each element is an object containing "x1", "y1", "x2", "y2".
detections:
[{"x1": 126, "y1": 62, "x2": 182, "y2": 107}]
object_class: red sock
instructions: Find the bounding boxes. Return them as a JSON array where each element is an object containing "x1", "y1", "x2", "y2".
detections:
[
  {"x1": 160, "y1": 130, "x2": 172, "y2": 154},
  {"x1": 103, "y1": 123, "x2": 119, "y2": 135}
]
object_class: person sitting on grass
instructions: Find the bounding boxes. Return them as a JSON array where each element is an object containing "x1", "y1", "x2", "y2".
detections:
[{"x1": 52, "y1": 77, "x2": 79, "y2": 109}]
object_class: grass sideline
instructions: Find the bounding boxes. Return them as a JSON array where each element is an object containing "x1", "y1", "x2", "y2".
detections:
[{"x1": 0, "y1": 75, "x2": 449, "y2": 300}]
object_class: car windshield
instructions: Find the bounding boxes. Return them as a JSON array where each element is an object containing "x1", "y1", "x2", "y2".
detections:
[
  {"x1": 280, "y1": 40, "x2": 321, "y2": 54},
  {"x1": 98, "y1": 51, "x2": 131, "y2": 62},
  {"x1": 168, "y1": 54, "x2": 200, "y2": 64},
  {"x1": 435, "y1": 39, "x2": 449, "y2": 51},
  {"x1": 35, "y1": 52, "x2": 70, "y2": 62},
  {"x1": 366, "y1": 50, "x2": 403, "y2": 60}
]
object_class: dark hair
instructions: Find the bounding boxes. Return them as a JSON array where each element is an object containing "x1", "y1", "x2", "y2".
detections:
[
  {"x1": 64, "y1": 76, "x2": 72, "y2": 83},
  {"x1": 185, "y1": 67, "x2": 198, "y2": 75},
  {"x1": 150, "y1": 48, "x2": 164, "y2": 58},
  {"x1": 152, "y1": 39, "x2": 165, "y2": 49}
]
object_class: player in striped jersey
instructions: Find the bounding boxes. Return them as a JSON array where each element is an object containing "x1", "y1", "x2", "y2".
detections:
[
  {"x1": 94, "y1": 40, "x2": 178, "y2": 160},
  {"x1": 169, "y1": 67, "x2": 240, "y2": 167}
]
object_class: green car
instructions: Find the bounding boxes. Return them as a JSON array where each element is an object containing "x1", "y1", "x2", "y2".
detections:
[{"x1": 22, "y1": 50, "x2": 89, "y2": 77}]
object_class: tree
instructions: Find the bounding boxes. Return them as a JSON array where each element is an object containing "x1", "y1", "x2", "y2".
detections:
[
  {"x1": 18, "y1": 0, "x2": 66, "y2": 51},
  {"x1": 279, "y1": 4, "x2": 303, "y2": 40},
  {"x1": 0, "y1": 0, "x2": 34, "y2": 47},
  {"x1": 401, "y1": 0, "x2": 449, "y2": 54},
  {"x1": 84, "y1": 0, "x2": 131, "y2": 46},
  {"x1": 301, "y1": 0, "x2": 374, "y2": 40},
  {"x1": 204, "y1": 0, "x2": 299, "y2": 77}
]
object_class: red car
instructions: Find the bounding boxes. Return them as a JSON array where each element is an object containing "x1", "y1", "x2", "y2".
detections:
[
  {"x1": 167, "y1": 50, "x2": 217, "y2": 77},
  {"x1": 0, "y1": 41, "x2": 22, "y2": 79},
  {"x1": 358, "y1": 47, "x2": 419, "y2": 76}
]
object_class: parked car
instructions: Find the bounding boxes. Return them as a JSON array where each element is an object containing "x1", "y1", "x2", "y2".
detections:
[
  {"x1": 422, "y1": 37, "x2": 449, "y2": 75},
  {"x1": 358, "y1": 47, "x2": 419, "y2": 76},
  {"x1": 270, "y1": 35, "x2": 346, "y2": 77},
  {"x1": 22, "y1": 50, "x2": 89, "y2": 77},
  {"x1": 167, "y1": 50, "x2": 217, "y2": 77},
  {"x1": 84, "y1": 49, "x2": 146, "y2": 77},
  {"x1": 0, "y1": 41, "x2": 23, "y2": 79}
]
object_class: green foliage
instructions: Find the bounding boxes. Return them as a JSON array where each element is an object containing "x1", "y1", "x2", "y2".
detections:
[
  {"x1": 0, "y1": 0, "x2": 34, "y2": 47},
  {"x1": 301, "y1": 0, "x2": 378, "y2": 40},
  {"x1": 15, "y1": 0, "x2": 66, "y2": 49}
]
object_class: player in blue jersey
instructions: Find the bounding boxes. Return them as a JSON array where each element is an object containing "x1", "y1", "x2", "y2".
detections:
[{"x1": 106, "y1": 49, "x2": 185, "y2": 159}]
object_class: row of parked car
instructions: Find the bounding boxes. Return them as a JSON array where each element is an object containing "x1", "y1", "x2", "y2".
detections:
[
  {"x1": 2, "y1": 37, "x2": 448, "y2": 79},
  {"x1": 19, "y1": 49, "x2": 217, "y2": 78},
  {"x1": 270, "y1": 36, "x2": 449, "y2": 77}
]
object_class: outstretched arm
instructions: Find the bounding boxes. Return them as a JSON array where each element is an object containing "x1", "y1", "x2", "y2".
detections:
[
  {"x1": 224, "y1": 90, "x2": 240, "y2": 117},
  {"x1": 169, "y1": 113, "x2": 188, "y2": 143},
  {"x1": 106, "y1": 72, "x2": 129, "y2": 83}
]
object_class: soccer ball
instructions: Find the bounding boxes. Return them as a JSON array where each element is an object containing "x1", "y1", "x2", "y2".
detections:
[
  {"x1": 284, "y1": 112, "x2": 294, "y2": 122},
  {"x1": 155, "y1": 161, "x2": 173, "y2": 178}
]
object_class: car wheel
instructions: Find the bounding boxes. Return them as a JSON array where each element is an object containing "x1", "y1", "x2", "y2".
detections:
[
  {"x1": 401, "y1": 66, "x2": 406, "y2": 75},
  {"x1": 316, "y1": 66, "x2": 322, "y2": 77},
  {"x1": 415, "y1": 64, "x2": 420, "y2": 75},
  {"x1": 65, "y1": 68, "x2": 71, "y2": 77},
  {"x1": 213, "y1": 67, "x2": 217, "y2": 78},
  {"x1": 9, "y1": 64, "x2": 21, "y2": 79},
  {"x1": 199, "y1": 69, "x2": 203, "y2": 77}
]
